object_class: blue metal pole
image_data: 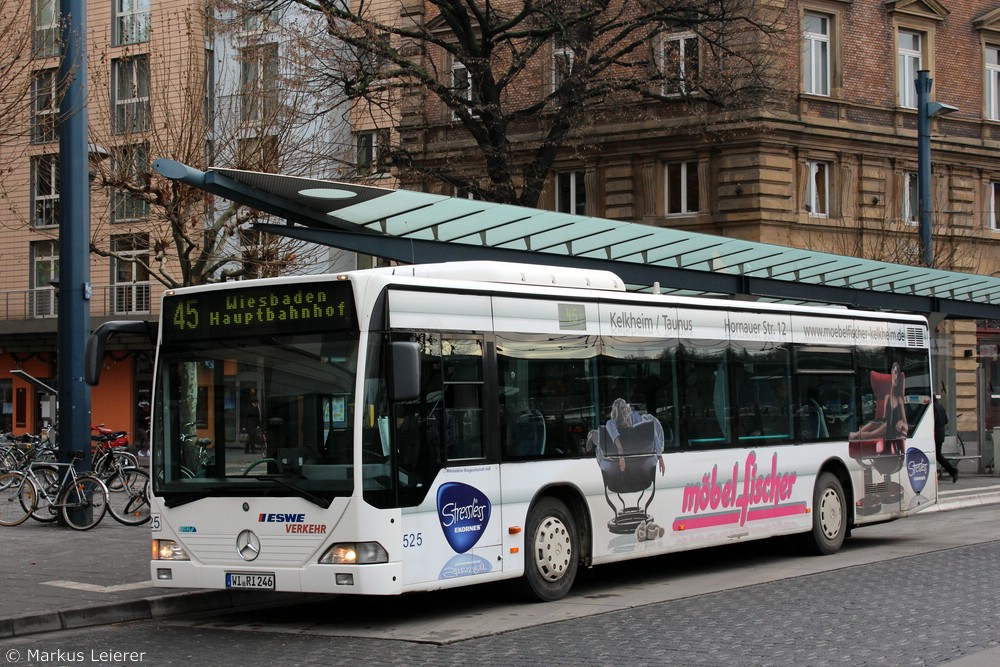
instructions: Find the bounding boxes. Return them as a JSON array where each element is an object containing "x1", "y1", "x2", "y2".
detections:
[
  {"x1": 58, "y1": 0, "x2": 92, "y2": 470},
  {"x1": 916, "y1": 70, "x2": 933, "y2": 268}
]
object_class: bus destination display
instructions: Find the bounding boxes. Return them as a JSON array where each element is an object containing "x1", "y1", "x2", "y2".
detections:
[{"x1": 164, "y1": 282, "x2": 354, "y2": 342}]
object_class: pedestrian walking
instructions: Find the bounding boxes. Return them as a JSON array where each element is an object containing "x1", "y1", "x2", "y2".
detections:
[
  {"x1": 935, "y1": 398, "x2": 958, "y2": 483},
  {"x1": 244, "y1": 398, "x2": 262, "y2": 454}
]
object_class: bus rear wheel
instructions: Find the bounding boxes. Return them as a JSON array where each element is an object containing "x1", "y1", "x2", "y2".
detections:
[
  {"x1": 801, "y1": 471, "x2": 847, "y2": 555},
  {"x1": 520, "y1": 496, "x2": 578, "y2": 602}
]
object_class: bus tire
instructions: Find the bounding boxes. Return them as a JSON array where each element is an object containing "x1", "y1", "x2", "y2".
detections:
[
  {"x1": 520, "y1": 496, "x2": 578, "y2": 602},
  {"x1": 801, "y1": 471, "x2": 847, "y2": 555}
]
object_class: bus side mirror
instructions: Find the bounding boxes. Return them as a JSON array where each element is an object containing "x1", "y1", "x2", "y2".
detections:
[
  {"x1": 84, "y1": 331, "x2": 106, "y2": 386},
  {"x1": 390, "y1": 342, "x2": 421, "y2": 402},
  {"x1": 85, "y1": 320, "x2": 158, "y2": 385}
]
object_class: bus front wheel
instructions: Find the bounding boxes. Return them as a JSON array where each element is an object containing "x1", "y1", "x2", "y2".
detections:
[
  {"x1": 801, "y1": 471, "x2": 847, "y2": 555},
  {"x1": 520, "y1": 496, "x2": 578, "y2": 602}
]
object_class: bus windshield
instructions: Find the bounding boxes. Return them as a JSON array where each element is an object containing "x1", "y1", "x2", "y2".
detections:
[{"x1": 152, "y1": 282, "x2": 359, "y2": 505}]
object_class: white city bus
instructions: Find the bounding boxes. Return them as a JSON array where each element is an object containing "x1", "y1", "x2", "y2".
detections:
[{"x1": 88, "y1": 261, "x2": 936, "y2": 601}]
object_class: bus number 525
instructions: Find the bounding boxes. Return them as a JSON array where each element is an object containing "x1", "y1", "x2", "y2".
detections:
[{"x1": 403, "y1": 533, "x2": 423, "y2": 548}]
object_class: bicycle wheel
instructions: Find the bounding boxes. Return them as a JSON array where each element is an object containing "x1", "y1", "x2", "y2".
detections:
[
  {"x1": 0, "y1": 447, "x2": 19, "y2": 477},
  {"x1": 107, "y1": 452, "x2": 141, "y2": 491},
  {"x1": 59, "y1": 476, "x2": 108, "y2": 530},
  {"x1": 106, "y1": 469, "x2": 151, "y2": 526},
  {"x1": 92, "y1": 452, "x2": 113, "y2": 479},
  {"x1": 0, "y1": 472, "x2": 34, "y2": 526},
  {"x1": 33, "y1": 448, "x2": 57, "y2": 464},
  {"x1": 25, "y1": 465, "x2": 60, "y2": 523}
]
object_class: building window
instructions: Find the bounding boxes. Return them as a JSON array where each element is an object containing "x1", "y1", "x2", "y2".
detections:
[
  {"x1": 356, "y1": 129, "x2": 389, "y2": 174},
  {"x1": 661, "y1": 32, "x2": 698, "y2": 96},
  {"x1": 238, "y1": 135, "x2": 278, "y2": 172},
  {"x1": 33, "y1": 0, "x2": 59, "y2": 58},
  {"x1": 451, "y1": 59, "x2": 478, "y2": 119},
  {"x1": 31, "y1": 241, "x2": 58, "y2": 319},
  {"x1": 903, "y1": 171, "x2": 919, "y2": 224},
  {"x1": 238, "y1": 2, "x2": 284, "y2": 35},
  {"x1": 991, "y1": 183, "x2": 1000, "y2": 231},
  {"x1": 454, "y1": 185, "x2": 478, "y2": 200},
  {"x1": 112, "y1": 56, "x2": 151, "y2": 133},
  {"x1": 898, "y1": 30, "x2": 922, "y2": 109},
  {"x1": 31, "y1": 69, "x2": 58, "y2": 143},
  {"x1": 803, "y1": 12, "x2": 830, "y2": 96},
  {"x1": 806, "y1": 161, "x2": 829, "y2": 216},
  {"x1": 113, "y1": 0, "x2": 150, "y2": 46},
  {"x1": 31, "y1": 154, "x2": 59, "y2": 228},
  {"x1": 111, "y1": 144, "x2": 150, "y2": 223},
  {"x1": 665, "y1": 161, "x2": 699, "y2": 215},
  {"x1": 552, "y1": 37, "x2": 575, "y2": 89},
  {"x1": 988, "y1": 46, "x2": 1000, "y2": 122},
  {"x1": 556, "y1": 170, "x2": 586, "y2": 215},
  {"x1": 204, "y1": 48, "x2": 215, "y2": 127},
  {"x1": 111, "y1": 235, "x2": 150, "y2": 314},
  {"x1": 240, "y1": 43, "x2": 279, "y2": 124}
]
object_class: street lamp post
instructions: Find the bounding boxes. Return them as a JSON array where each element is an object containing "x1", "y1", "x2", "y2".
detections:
[
  {"x1": 58, "y1": 0, "x2": 92, "y2": 470},
  {"x1": 916, "y1": 70, "x2": 958, "y2": 268}
]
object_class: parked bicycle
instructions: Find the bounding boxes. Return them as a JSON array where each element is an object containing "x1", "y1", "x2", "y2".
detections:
[
  {"x1": 154, "y1": 423, "x2": 213, "y2": 485},
  {"x1": 0, "y1": 432, "x2": 58, "y2": 478},
  {"x1": 92, "y1": 425, "x2": 139, "y2": 482},
  {"x1": 180, "y1": 422, "x2": 213, "y2": 478},
  {"x1": 0, "y1": 452, "x2": 108, "y2": 530},
  {"x1": 98, "y1": 444, "x2": 151, "y2": 526}
]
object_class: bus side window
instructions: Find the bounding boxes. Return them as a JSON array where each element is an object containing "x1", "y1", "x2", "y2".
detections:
[
  {"x1": 440, "y1": 337, "x2": 485, "y2": 462},
  {"x1": 445, "y1": 383, "x2": 483, "y2": 460}
]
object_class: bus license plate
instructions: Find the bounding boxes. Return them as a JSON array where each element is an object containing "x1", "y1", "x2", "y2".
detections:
[{"x1": 225, "y1": 572, "x2": 275, "y2": 590}]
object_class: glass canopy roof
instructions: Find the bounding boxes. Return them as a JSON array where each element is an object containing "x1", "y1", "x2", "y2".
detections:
[{"x1": 153, "y1": 160, "x2": 1000, "y2": 320}]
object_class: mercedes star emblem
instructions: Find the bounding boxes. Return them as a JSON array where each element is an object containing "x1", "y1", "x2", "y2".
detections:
[{"x1": 236, "y1": 529, "x2": 261, "y2": 561}]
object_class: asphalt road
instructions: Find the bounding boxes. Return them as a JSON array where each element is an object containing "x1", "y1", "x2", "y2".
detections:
[{"x1": 3, "y1": 502, "x2": 1000, "y2": 667}]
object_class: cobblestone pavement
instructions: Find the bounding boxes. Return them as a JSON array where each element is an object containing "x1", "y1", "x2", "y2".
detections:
[
  {"x1": 2, "y1": 516, "x2": 1000, "y2": 666},
  {"x1": 1, "y1": 473, "x2": 999, "y2": 666}
]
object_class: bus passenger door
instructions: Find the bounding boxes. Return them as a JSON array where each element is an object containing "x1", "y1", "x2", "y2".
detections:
[{"x1": 398, "y1": 333, "x2": 502, "y2": 586}]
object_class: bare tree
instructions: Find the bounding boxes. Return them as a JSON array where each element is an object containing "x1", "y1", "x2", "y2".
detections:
[
  {"x1": 824, "y1": 165, "x2": 984, "y2": 272},
  {"x1": 86, "y1": 4, "x2": 353, "y2": 290},
  {"x1": 259, "y1": 0, "x2": 782, "y2": 206},
  {"x1": 0, "y1": 0, "x2": 48, "y2": 188}
]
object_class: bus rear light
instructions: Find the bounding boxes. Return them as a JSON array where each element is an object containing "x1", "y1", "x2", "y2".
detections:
[
  {"x1": 153, "y1": 539, "x2": 190, "y2": 561},
  {"x1": 319, "y1": 542, "x2": 388, "y2": 565}
]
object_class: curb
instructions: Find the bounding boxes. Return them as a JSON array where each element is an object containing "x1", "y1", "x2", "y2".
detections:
[
  {"x1": 930, "y1": 490, "x2": 1000, "y2": 513},
  {"x1": 0, "y1": 589, "x2": 306, "y2": 640}
]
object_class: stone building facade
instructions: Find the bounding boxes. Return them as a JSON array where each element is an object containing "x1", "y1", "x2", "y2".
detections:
[{"x1": 382, "y1": 0, "x2": 1000, "y2": 447}]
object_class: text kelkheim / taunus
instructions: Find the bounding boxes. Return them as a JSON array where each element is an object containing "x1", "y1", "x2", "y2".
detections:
[{"x1": 607, "y1": 311, "x2": 693, "y2": 335}]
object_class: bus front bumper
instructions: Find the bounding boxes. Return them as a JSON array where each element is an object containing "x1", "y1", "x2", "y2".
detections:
[{"x1": 150, "y1": 560, "x2": 404, "y2": 596}]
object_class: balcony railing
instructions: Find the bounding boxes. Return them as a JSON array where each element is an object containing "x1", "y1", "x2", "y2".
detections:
[{"x1": 0, "y1": 284, "x2": 154, "y2": 322}]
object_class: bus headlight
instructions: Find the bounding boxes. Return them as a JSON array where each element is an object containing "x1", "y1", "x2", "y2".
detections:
[
  {"x1": 152, "y1": 539, "x2": 190, "y2": 561},
  {"x1": 319, "y1": 542, "x2": 388, "y2": 564}
]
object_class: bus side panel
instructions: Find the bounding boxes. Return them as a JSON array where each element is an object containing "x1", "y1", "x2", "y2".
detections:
[
  {"x1": 399, "y1": 464, "x2": 505, "y2": 590},
  {"x1": 850, "y1": 413, "x2": 936, "y2": 525},
  {"x1": 494, "y1": 446, "x2": 815, "y2": 570},
  {"x1": 587, "y1": 446, "x2": 815, "y2": 563}
]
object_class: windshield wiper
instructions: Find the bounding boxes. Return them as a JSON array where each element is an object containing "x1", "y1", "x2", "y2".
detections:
[{"x1": 245, "y1": 474, "x2": 332, "y2": 509}]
